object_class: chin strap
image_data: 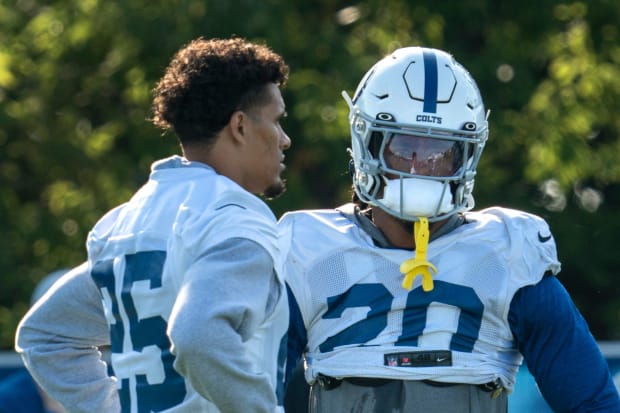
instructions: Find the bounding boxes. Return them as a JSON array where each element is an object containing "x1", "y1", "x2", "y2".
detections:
[{"x1": 400, "y1": 217, "x2": 437, "y2": 291}]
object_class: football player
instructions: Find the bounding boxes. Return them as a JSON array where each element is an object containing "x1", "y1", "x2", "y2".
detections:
[
  {"x1": 282, "y1": 47, "x2": 620, "y2": 412},
  {"x1": 16, "y1": 37, "x2": 291, "y2": 413}
]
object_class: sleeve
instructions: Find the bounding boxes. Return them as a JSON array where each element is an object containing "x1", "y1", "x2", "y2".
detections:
[
  {"x1": 167, "y1": 237, "x2": 279, "y2": 413},
  {"x1": 508, "y1": 275, "x2": 620, "y2": 411},
  {"x1": 283, "y1": 285, "x2": 311, "y2": 413},
  {"x1": 285, "y1": 284, "x2": 308, "y2": 383},
  {"x1": 14, "y1": 262, "x2": 120, "y2": 413},
  {"x1": 279, "y1": 213, "x2": 312, "y2": 387}
]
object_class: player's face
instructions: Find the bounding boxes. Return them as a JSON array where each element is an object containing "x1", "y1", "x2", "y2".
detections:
[
  {"x1": 244, "y1": 83, "x2": 291, "y2": 198},
  {"x1": 382, "y1": 134, "x2": 461, "y2": 177}
]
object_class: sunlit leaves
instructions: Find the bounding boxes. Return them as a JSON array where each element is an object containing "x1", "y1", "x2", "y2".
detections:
[
  {"x1": 84, "y1": 122, "x2": 123, "y2": 158},
  {"x1": 0, "y1": 51, "x2": 16, "y2": 88},
  {"x1": 45, "y1": 180, "x2": 90, "y2": 216},
  {"x1": 1, "y1": 0, "x2": 620, "y2": 348},
  {"x1": 518, "y1": 18, "x2": 620, "y2": 195}
]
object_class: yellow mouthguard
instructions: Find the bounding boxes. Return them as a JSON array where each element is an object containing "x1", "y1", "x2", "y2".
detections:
[{"x1": 400, "y1": 217, "x2": 437, "y2": 291}]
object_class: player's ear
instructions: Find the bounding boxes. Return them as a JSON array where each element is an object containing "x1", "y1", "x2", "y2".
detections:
[{"x1": 228, "y1": 110, "x2": 249, "y2": 144}]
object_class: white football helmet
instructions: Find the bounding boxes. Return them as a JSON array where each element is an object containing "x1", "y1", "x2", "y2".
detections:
[{"x1": 343, "y1": 47, "x2": 489, "y2": 222}]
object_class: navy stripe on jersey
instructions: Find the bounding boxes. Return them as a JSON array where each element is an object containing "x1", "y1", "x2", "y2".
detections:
[
  {"x1": 215, "y1": 203, "x2": 247, "y2": 211},
  {"x1": 422, "y1": 51, "x2": 438, "y2": 113}
]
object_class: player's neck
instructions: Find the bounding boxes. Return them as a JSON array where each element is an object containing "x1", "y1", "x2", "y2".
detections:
[
  {"x1": 371, "y1": 208, "x2": 414, "y2": 249},
  {"x1": 371, "y1": 207, "x2": 449, "y2": 250}
]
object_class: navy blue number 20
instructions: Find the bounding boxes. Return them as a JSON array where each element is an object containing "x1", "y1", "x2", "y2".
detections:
[
  {"x1": 320, "y1": 280, "x2": 483, "y2": 352},
  {"x1": 92, "y1": 251, "x2": 186, "y2": 413}
]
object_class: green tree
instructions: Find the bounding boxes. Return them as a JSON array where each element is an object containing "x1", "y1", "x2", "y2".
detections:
[{"x1": 1, "y1": 0, "x2": 619, "y2": 349}]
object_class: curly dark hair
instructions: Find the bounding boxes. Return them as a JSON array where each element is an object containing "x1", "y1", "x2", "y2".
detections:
[{"x1": 151, "y1": 37, "x2": 289, "y2": 145}]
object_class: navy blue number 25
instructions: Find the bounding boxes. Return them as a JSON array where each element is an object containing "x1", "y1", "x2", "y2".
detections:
[
  {"x1": 320, "y1": 280, "x2": 483, "y2": 353},
  {"x1": 92, "y1": 251, "x2": 186, "y2": 413}
]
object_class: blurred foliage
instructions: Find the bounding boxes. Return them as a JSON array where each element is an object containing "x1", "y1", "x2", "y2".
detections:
[{"x1": 1, "y1": 0, "x2": 619, "y2": 349}]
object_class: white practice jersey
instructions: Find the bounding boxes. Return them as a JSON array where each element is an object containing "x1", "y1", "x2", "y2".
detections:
[
  {"x1": 280, "y1": 205, "x2": 560, "y2": 392},
  {"x1": 87, "y1": 156, "x2": 288, "y2": 412}
]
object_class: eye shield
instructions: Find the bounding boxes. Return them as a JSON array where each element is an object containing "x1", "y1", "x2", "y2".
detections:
[{"x1": 380, "y1": 133, "x2": 465, "y2": 178}]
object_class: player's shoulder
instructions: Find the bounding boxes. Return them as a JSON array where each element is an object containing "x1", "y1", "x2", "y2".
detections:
[
  {"x1": 278, "y1": 206, "x2": 368, "y2": 259},
  {"x1": 171, "y1": 183, "x2": 279, "y2": 265},
  {"x1": 214, "y1": 185, "x2": 275, "y2": 220},
  {"x1": 278, "y1": 206, "x2": 358, "y2": 236},
  {"x1": 464, "y1": 206, "x2": 560, "y2": 279},
  {"x1": 184, "y1": 175, "x2": 276, "y2": 223},
  {"x1": 466, "y1": 206, "x2": 551, "y2": 234},
  {"x1": 279, "y1": 207, "x2": 345, "y2": 224},
  {"x1": 167, "y1": 175, "x2": 277, "y2": 258}
]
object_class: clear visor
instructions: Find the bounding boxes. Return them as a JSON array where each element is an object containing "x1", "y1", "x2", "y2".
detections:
[{"x1": 382, "y1": 133, "x2": 464, "y2": 178}]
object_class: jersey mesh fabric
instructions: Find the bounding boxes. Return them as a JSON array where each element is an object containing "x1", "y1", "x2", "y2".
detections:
[{"x1": 280, "y1": 205, "x2": 560, "y2": 392}]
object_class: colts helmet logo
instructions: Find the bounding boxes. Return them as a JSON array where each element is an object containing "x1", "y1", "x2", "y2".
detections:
[{"x1": 405, "y1": 51, "x2": 457, "y2": 124}]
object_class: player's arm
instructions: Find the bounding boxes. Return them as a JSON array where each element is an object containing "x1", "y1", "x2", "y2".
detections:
[
  {"x1": 285, "y1": 283, "x2": 308, "y2": 382},
  {"x1": 508, "y1": 274, "x2": 620, "y2": 411},
  {"x1": 168, "y1": 237, "x2": 280, "y2": 413},
  {"x1": 15, "y1": 262, "x2": 119, "y2": 413},
  {"x1": 283, "y1": 285, "x2": 311, "y2": 413}
]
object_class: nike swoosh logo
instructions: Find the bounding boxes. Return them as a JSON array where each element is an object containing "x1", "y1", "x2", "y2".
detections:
[
  {"x1": 436, "y1": 357, "x2": 447, "y2": 363},
  {"x1": 538, "y1": 232, "x2": 552, "y2": 243}
]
